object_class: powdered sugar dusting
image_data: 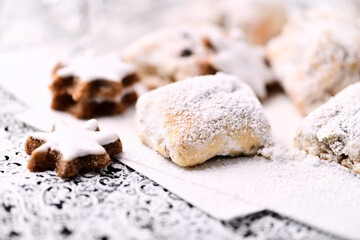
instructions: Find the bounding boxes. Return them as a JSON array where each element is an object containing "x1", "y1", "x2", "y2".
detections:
[
  {"x1": 58, "y1": 54, "x2": 136, "y2": 82},
  {"x1": 295, "y1": 82, "x2": 360, "y2": 171},
  {"x1": 124, "y1": 25, "x2": 274, "y2": 98},
  {"x1": 163, "y1": 74, "x2": 270, "y2": 146},
  {"x1": 211, "y1": 34, "x2": 273, "y2": 99},
  {"x1": 123, "y1": 24, "x2": 223, "y2": 88},
  {"x1": 266, "y1": 5, "x2": 360, "y2": 115},
  {"x1": 136, "y1": 72, "x2": 272, "y2": 166},
  {"x1": 122, "y1": 129, "x2": 360, "y2": 239}
]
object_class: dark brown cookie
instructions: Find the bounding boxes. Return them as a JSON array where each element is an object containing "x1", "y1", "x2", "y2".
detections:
[
  {"x1": 51, "y1": 90, "x2": 138, "y2": 119},
  {"x1": 25, "y1": 119, "x2": 122, "y2": 178},
  {"x1": 50, "y1": 55, "x2": 139, "y2": 119}
]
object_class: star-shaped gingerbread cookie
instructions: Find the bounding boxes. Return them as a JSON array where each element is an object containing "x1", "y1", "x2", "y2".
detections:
[
  {"x1": 25, "y1": 119, "x2": 122, "y2": 178},
  {"x1": 50, "y1": 54, "x2": 139, "y2": 119}
]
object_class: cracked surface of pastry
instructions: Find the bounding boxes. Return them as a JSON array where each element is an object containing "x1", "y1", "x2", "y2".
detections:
[
  {"x1": 135, "y1": 73, "x2": 272, "y2": 167},
  {"x1": 266, "y1": 6, "x2": 360, "y2": 116},
  {"x1": 295, "y1": 82, "x2": 360, "y2": 173}
]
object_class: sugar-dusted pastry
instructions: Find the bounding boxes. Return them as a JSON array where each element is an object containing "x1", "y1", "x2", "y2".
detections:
[
  {"x1": 183, "y1": 0, "x2": 287, "y2": 45},
  {"x1": 266, "y1": 6, "x2": 360, "y2": 116},
  {"x1": 50, "y1": 54, "x2": 139, "y2": 119},
  {"x1": 210, "y1": 30, "x2": 274, "y2": 99},
  {"x1": 123, "y1": 25, "x2": 219, "y2": 90},
  {"x1": 25, "y1": 119, "x2": 122, "y2": 178},
  {"x1": 295, "y1": 82, "x2": 360, "y2": 173},
  {"x1": 135, "y1": 73, "x2": 272, "y2": 167},
  {"x1": 124, "y1": 25, "x2": 273, "y2": 99}
]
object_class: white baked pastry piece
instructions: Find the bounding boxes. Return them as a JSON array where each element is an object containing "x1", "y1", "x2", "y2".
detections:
[
  {"x1": 135, "y1": 73, "x2": 272, "y2": 167},
  {"x1": 295, "y1": 82, "x2": 360, "y2": 173},
  {"x1": 124, "y1": 25, "x2": 273, "y2": 99},
  {"x1": 266, "y1": 6, "x2": 360, "y2": 116},
  {"x1": 183, "y1": 0, "x2": 287, "y2": 45},
  {"x1": 210, "y1": 30, "x2": 274, "y2": 99},
  {"x1": 123, "y1": 24, "x2": 219, "y2": 90}
]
